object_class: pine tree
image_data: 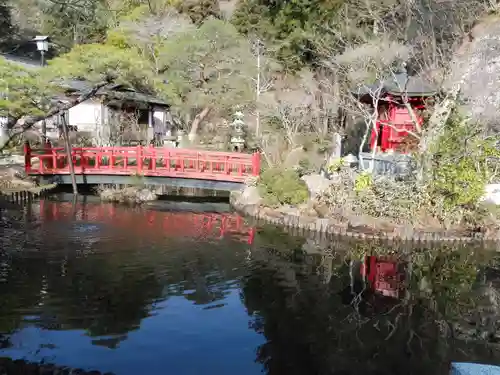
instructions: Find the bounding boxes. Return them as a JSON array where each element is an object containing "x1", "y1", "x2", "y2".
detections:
[{"x1": 0, "y1": 0, "x2": 15, "y2": 48}]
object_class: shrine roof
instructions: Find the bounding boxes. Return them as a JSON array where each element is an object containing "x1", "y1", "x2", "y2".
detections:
[{"x1": 355, "y1": 72, "x2": 437, "y2": 98}]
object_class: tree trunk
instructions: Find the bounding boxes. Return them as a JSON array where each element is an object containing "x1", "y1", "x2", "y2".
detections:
[
  {"x1": 332, "y1": 132, "x2": 342, "y2": 159},
  {"x1": 189, "y1": 107, "x2": 211, "y2": 141},
  {"x1": 418, "y1": 84, "x2": 462, "y2": 183},
  {"x1": 61, "y1": 113, "x2": 78, "y2": 195}
]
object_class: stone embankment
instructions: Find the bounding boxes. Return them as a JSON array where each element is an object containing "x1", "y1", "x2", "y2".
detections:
[
  {"x1": 0, "y1": 154, "x2": 56, "y2": 200},
  {"x1": 0, "y1": 357, "x2": 114, "y2": 375},
  {"x1": 231, "y1": 174, "x2": 498, "y2": 242}
]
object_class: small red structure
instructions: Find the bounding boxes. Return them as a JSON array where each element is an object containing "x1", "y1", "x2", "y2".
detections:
[
  {"x1": 360, "y1": 255, "x2": 406, "y2": 298},
  {"x1": 24, "y1": 143, "x2": 261, "y2": 184},
  {"x1": 355, "y1": 71, "x2": 436, "y2": 153}
]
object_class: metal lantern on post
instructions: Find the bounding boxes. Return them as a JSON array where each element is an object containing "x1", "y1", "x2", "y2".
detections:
[
  {"x1": 33, "y1": 36, "x2": 49, "y2": 66},
  {"x1": 230, "y1": 109, "x2": 246, "y2": 152}
]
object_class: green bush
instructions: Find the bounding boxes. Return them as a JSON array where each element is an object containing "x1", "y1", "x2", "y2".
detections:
[
  {"x1": 258, "y1": 168, "x2": 309, "y2": 207},
  {"x1": 327, "y1": 158, "x2": 344, "y2": 173},
  {"x1": 354, "y1": 171, "x2": 373, "y2": 192},
  {"x1": 296, "y1": 158, "x2": 315, "y2": 176},
  {"x1": 356, "y1": 176, "x2": 421, "y2": 223},
  {"x1": 429, "y1": 110, "x2": 500, "y2": 210}
]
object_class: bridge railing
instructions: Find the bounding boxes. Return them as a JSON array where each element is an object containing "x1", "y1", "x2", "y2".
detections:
[{"x1": 24, "y1": 142, "x2": 261, "y2": 182}]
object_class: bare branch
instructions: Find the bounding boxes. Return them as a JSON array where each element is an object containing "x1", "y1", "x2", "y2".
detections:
[{"x1": 2, "y1": 82, "x2": 108, "y2": 150}]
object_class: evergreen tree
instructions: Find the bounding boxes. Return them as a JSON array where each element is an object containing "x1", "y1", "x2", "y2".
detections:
[{"x1": 0, "y1": 0, "x2": 15, "y2": 47}]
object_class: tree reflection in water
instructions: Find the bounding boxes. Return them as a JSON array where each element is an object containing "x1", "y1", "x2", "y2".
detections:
[
  {"x1": 0, "y1": 199, "x2": 250, "y2": 353},
  {"x1": 242, "y1": 228, "x2": 500, "y2": 375}
]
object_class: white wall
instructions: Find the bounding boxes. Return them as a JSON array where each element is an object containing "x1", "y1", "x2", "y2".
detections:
[
  {"x1": 68, "y1": 99, "x2": 103, "y2": 132},
  {"x1": 0, "y1": 117, "x2": 8, "y2": 147}
]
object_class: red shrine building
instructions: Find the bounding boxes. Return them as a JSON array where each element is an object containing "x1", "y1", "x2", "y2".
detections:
[{"x1": 355, "y1": 71, "x2": 437, "y2": 153}]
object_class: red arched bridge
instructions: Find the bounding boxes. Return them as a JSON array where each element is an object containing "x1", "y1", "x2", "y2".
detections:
[
  {"x1": 38, "y1": 200, "x2": 256, "y2": 244},
  {"x1": 24, "y1": 143, "x2": 261, "y2": 190}
]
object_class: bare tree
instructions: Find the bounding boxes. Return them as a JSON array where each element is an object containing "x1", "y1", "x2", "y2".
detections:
[
  {"x1": 251, "y1": 38, "x2": 276, "y2": 138},
  {"x1": 115, "y1": 7, "x2": 194, "y2": 74},
  {"x1": 106, "y1": 109, "x2": 146, "y2": 146}
]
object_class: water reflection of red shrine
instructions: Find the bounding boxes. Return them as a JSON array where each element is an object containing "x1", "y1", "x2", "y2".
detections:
[{"x1": 361, "y1": 256, "x2": 406, "y2": 299}]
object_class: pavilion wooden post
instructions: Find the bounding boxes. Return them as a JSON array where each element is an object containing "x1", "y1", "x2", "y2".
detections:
[{"x1": 61, "y1": 113, "x2": 78, "y2": 195}]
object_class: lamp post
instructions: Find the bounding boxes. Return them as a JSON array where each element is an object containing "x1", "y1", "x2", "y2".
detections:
[{"x1": 33, "y1": 36, "x2": 49, "y2": 66}]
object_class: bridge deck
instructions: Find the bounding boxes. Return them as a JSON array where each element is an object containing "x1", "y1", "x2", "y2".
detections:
[{"x1": 24, "y1": 143, "x2": 260, "y2": 189}]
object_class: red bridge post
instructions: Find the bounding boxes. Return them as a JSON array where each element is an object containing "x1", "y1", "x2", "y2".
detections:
[
  {"x1": 136, "y1": 145, "x2": 143, "y2": 175},
  {"x1": 23, "y1": 141, "x2": 31, "y2": 174},
  {"x1": 251, "y1": 152, "x2": 261, "y2": 176}
]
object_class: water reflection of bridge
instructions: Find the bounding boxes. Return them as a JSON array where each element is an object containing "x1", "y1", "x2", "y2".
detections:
[{"x1": 37, "y1": 200, "x2": 256, "y2": 244}]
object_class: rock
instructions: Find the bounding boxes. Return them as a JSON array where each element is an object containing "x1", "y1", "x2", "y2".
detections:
[
  {"x1": 0, "y1": 167, "x2": 20, "y2": 178},
  {"x1": 137, "y1": 188, "x2": 157, "y2": 202},
  {"x1": 278, "y1": 205, "x2": 300, "y2": 216},
  {"x1": 238, "y1": 186, "x2": 262, "y2": 206},
  {"x1": 451, "y1": 17, "x2": 500, "y2": 126},
  {"x1": 244, "y1": 175, "x2": 259, "y2": 187},
  {"x1": 0, "y1": 165, "x2": 36, "y2": 191},
  {"x1": 0, "y1": 154, "x2": 25, "y2": 166},
  {"x1": 8, "y1": 178, "x2": 35, "y2": 188},
  {"x1": 301, "y1": 174, "x2": 334, "y2": 197},
  {"x1": 99, "y1": 186, "x2": 157, "y2": 204},
  {"x1": 298, "y1": 202, "x2": 319, "y2": 218},
  {"x1": 302, "y1": 239, "x2": 325, "y2": 255},
  {"x1": 312, "y1": 201, "x2": 330, "y2": 218},
  {"x1": 393, "y1": 224, "x2": 415, "y2": 239}
]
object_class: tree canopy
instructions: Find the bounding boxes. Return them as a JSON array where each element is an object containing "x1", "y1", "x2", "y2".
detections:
[{"x1": 0, "y1": 0, "x2": 492, "y2": 145}]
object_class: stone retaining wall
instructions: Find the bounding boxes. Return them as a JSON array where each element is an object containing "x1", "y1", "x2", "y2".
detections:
[
  {"x1": 0, "y1": 183, "x2": 58, "y2": 203},
  {"x1": 230, "y1": 191, "x2": 499, "y2": 243},
  {"x1": 0, "y1": 357, "x2": 114, "y2": 375}
]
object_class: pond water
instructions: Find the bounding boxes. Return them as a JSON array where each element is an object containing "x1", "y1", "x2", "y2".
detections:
[{"x1": 0, "y1": 197, "x2": 500, "y2": 375}]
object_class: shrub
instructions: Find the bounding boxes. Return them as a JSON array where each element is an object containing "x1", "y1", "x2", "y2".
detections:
[
  {"x1": 327, "y1": 158, "x2": 344, "y2": 173},
  {"x1": 429, "y1": 110, "x2": 500, "y2": 210},
  {"x1": 356, "y1": 176, "x2": 422, "y2": 223},
  {"x1": 296, "y1": 157, "x2": 315, "y2": 176},
  {"x1": 315, "y1": 169, "x2": 422, "y2": 223},
  {"x1": 354, "y1": 172, "x2": 373, "y2": 192},
  {"x1": 258, "y1": 167, "x2": 309, "y2": 207}
]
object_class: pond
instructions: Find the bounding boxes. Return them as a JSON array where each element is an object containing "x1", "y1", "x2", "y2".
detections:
[{"x1": 0, "y1": 197, "x2": 499, "y2": 375}]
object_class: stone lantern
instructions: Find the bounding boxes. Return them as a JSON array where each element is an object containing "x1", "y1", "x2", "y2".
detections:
[
  {"x1": 344, "y1": 153, "x2": 359, "y2": 168},
  {"x1": 230, "y1": 109, "x2": 246, "y2": 152}
]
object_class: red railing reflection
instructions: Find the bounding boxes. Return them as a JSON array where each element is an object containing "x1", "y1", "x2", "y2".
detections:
[{"x1": 38, "y1": 200, "x2": 255, "y2": 244}]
